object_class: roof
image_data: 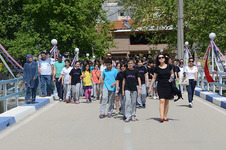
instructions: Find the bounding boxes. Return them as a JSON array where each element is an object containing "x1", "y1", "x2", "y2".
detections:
[{"x1": 110, "y1": 19, "x2": 133, "y2": 30}]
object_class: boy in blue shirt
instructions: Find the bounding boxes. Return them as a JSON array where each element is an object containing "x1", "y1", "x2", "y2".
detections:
[{"x1": 99, "y1": 59, "x2": 118, "y2": 118}]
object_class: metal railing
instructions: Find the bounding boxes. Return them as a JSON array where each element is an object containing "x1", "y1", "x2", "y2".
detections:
[
  {"x1": 0, "y1": 78, "x2": 25, "y2": 112},
  {"x1": 197, "y1": 69, "x2": 226, "y2": 95}
]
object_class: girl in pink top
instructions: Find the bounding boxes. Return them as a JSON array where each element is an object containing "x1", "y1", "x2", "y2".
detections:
[{"x1": 91, "y1": 64, "x2": 101, "y2": 101}]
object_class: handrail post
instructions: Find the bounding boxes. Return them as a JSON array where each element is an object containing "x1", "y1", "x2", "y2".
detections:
[
  {"x1": 219, "y1": 74, "x2": 222, "y2": 95},
  {"x1": 3, "y1": 83, "x2": 7, "y2": 112},
  {"x1": 212, "y1": 73, "x2": 215, "y2": 93},
  {"x1": 15, "y1": 80, "x2": 19, "y2": 106},
  {"x1": 201, "y1": 71, "x2": 204, "y2": 89}
]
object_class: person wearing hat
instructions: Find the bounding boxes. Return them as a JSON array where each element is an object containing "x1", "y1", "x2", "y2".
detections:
[
  {"x1": 53, "y1": 54, "x2": 65, "y2": 101},
  {"x1": 23, "y1": 54, "x2": 39, "y2": 104}
]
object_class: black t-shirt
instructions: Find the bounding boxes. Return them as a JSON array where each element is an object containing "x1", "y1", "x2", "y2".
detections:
[
  {"x1": 147, "y1": 66, "x2": 155, "y2": 79},
  {"x1": 123, "y1": 69, "x2": 140, "y2": 91},
  {"x1": 69, "y1": 68, "x2": 82, "y2": 85},
  {"x1": 173, "y1": 65, "x2": 180, "y2": 79},
  {"x1": 116, "y1": 71, "x2": 124, "y2": 93},
  {"x1": 135, "y1": 66, "x2": 147, "y2": 84}
]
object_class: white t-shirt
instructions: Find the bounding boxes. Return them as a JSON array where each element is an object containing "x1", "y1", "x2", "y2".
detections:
[
  {"x1": 38, "y1": 58, "x2": 52, "y2": 75},
  {"x1": 61, "y1": 66, "x2": 72, "y2": 84},
  {"x1": 179, "y1": 67, "x2": 184, "y2": 79},
  {"x1": 185, "y1": 66, "x2": 198, "y2": 79},
  {"x1": 100, "y1": 65, "x2": 106, "y2": 72}
]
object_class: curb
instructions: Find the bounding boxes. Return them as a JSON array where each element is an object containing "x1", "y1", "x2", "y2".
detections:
[
  {"x1": 195, "y1": 87, "x2": 226, "y2": 109},
  {"x1": 0, "y1": 96, "x2": 52, "y2": 132}
]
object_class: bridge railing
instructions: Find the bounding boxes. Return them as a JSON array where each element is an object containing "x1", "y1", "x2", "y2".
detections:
[
  {"x1": 0, "y1": 78, "x2": 25, "y2": 112},
  {"x1": 197, "y1": 69, "x2": 226, "y2": 95}
]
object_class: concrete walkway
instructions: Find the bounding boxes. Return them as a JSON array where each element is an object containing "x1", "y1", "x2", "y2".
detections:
[{"x1": 0, "y1": 93, "x2": 226, "y2": 150}]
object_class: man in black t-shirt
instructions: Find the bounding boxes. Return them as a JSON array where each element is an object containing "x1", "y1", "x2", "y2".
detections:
[
  {"x1": 135, "y1": 59, "x2": 149, "y2": 109},
  {"x1": 122, "y1": 59, "x2": 141, "y2": 122},
  {"x1": 173, "y1": 60, "x2": 180, "y2": 88}
]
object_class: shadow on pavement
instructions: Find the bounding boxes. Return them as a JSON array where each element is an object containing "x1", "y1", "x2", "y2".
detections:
[
  {"x1": 177, "y1": 104, "x2": 190, "y2": 108},
  {"x1": 146, "y1": 118, "x2": 180, "y2": 122}
]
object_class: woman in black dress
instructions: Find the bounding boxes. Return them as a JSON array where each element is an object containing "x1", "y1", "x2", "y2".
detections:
[{"x1": 148, "y1": 54, "x2": 174, "y2": 122}]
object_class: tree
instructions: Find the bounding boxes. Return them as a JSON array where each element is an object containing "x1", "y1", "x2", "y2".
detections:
[
  {"x1": 123, "y1": 0, "x2": 226, "y2": 57},
  {"x1": 0, "y1": 0, "x2": 114, "y2": 63}
]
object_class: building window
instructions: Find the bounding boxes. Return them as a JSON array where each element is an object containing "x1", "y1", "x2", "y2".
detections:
[{"x1": 130, "y1": 33, "x2": 168, "y2": 45}]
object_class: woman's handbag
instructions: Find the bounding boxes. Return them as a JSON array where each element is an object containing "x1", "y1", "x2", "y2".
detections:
[{"x1": 180, "y1": 77, "x2": 189, "y2": 86}]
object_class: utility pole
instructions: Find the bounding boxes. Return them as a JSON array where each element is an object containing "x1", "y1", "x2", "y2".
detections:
[{"x1": 177, "y1": 0, "x2": 184, "y2": 59}]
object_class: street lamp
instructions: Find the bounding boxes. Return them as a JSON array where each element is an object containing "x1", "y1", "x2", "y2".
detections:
[
  {"x1": 75, "y1": 48, "x2": 79, "y2": 60},
  {"x1": 209, "y1": 33, "x2": 216, "y2": 40},
  {"x1": 86, "y1": 53, "x2": 89, "y2": 59},
  {"x1": 160, "y1": 49, "x2": 163, "y2": 53},
  {"x1": 93, "y1": 56, "x2": 96, "y2": 59},
  {"x1": 51, "y1": 39, "x2": 58, "y2": 61},
  {"x1": 185, "y1": 41, "x2": 189, "y2": 46}
]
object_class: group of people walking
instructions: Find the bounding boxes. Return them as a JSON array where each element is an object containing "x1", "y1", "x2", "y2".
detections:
[{"x1": 23, "y1": 51, "x2": 198, "y2": 123}]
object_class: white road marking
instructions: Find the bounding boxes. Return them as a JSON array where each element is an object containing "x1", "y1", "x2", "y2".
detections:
[
  {"x1": 124, "y1": 124, "x2": 132, "y2": 134},
  {"x1": 124, "y1": 124, "x2": 133, "y2": 150},
  {"x1": 0, "y1": 101, "x2": 59, "y2": 139}
]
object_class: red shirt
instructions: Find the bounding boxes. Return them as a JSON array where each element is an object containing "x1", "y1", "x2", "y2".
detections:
[{"x1": 91, "y1": 69, "x2": 101, "y2": 84}]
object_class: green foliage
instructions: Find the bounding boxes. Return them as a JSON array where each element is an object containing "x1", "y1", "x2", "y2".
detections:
[
  {"x1": 123, "y1": 0, "x2": 226, "y2": 57},
  {"x1": 0, "y1": 0, "x2": 114, "y2": 64}
]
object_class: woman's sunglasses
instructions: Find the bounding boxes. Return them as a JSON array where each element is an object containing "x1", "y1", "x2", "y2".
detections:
[
  {"x1": 158, "y1": 57, "x2": 165, "y2": 59},
  {"x1": 189, "y1": 61, "x2": 194, "y2": 62}
]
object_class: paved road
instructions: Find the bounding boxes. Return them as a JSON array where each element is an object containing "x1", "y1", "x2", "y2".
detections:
[{"x1": 0, "y1": 93, "x2": 226, "y2": 150}]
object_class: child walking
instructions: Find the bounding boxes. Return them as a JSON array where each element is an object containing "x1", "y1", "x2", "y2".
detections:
[
  {"x1": 82, "y1": 64, "x2": 93, "y2": 103},
  {"x1": 60, "y1": 59, "x2": 72, "y2": 102},
  {"x1": 116, "y1": 63, "x2": 127, "y2": 116},
  {"x1": 91, "y1": 64, "x2": 101, "y2": 101},
  {"x1": 135, "y1": 59, "x2": 149, "y2": 109},
  {"x1": 99, "y1": 59, "x2": 118, "y2": 118},
  {"x1": 69, "y1": 61, "x2": 82, "y2": 104},
  {"x1": 122, "y1": 59, "x2": 141, "y2": 122}
]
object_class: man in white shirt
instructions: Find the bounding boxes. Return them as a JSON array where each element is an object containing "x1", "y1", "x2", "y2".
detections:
[{"x1": 38, "y1": 52, "x2": 53, "y2": 97}]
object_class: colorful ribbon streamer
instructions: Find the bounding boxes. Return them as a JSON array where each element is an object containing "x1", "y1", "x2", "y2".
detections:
[
  {"x1": 71, "y1": 53, "x2": 79, "y2": 67},
  {"x1": 0, "y1": 48, "x2": 23, "y2": 76},
  {"x1": 0, "y1": 44, "x2": 23, "y2": 70}
]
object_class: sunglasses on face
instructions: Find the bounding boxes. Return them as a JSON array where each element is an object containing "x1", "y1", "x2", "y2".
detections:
[
  {"x1": 158, "y1": 57, "x2": 165, "y2": 59},
  {"x1": 189, "y1": 61, "x2": 194, "y2": 62}
]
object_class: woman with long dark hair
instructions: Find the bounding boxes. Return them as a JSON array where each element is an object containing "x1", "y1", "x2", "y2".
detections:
[
  {"x1": 148, "y1": 54, "x2": 174, "y2": 122},
  {"x1": 184, "y1": 58, "x2": 197, "y2": 108}
]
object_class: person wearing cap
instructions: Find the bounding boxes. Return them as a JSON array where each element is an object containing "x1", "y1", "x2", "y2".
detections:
[
  {"x1": 53, "y1": 55, "x2": 65, "y2": 101},
  {"x1": 23, "y1": 54, "x2": 39, "y2": 104}
]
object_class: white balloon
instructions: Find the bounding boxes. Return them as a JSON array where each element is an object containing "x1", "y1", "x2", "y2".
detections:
[
  {"x1": 209, "y1": 33, "x2": 216, "y2": 40},
  {"x1": 86, "y1": 53, "x2": 89, "y2": 57},
  {"x1": 51, "y1": 39, "x2": 58, "y2": 45},
  {"x1": 185, "y1": 41, "x2": 189, "y2": 46},
  {"x1": 93, "y1": 56, "x2": 96, "y2": 59},
  {"x1": 75, "y1": 48, "x2": 79, "y2": 52}
]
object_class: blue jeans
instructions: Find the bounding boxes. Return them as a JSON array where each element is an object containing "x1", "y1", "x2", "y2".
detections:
[
  {"x1": 186, "y1": 79, "x2": 196, "y2": 103},
  {"x1": 40, "y1": 75, "x2": 51, "y2": 96},
  {"x1": 55, "y1": 78, "x2": 63, "y2": 99}
]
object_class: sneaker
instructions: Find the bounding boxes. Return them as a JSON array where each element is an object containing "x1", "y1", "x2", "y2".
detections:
[
  {"x1": 73, "y1": 98, "x2": 76, "y2": 102},
  {"x1": 131, "y1": 116, "x2": 136, "y2": 121},
  {"x1": 142, "y1": 104, "x2": 146, "y2": 109},
  {"x1": 189, "y1": 102, "x2": 193, "y2": 108},
  {"x1": 99, "y1": 114, "x2": 105, "y2": 118},
  {"x1": 76, "y1": 101, "x2": 80, "y2": 104},
  {"x1": 139, "y1": 106, "x2": 142, "y2": 109},
  {"x1": 125, "y1": 118, "x2": 130, "y2": 122},
  {"x1": 59, "y1": 99, "x2": 63, "y2": 102},
  {"x1": 89, "y1": 98, "x2": 92, "y2": 103},
  {"x1": 65, "y1": 99, "x2": 70, "y2": 103},
  {"x1": 86, "y1": 100, "x2": 89, "y2": 103},
  {"x1": 115, "y1": 111, "x2": 119, "y2": 115},
  {"x1": 107, "y1": 113, "x2": 112, "y2": 118},
  {"x1": 153, "y1": 96, "x2": 156, "y2": 99}
]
